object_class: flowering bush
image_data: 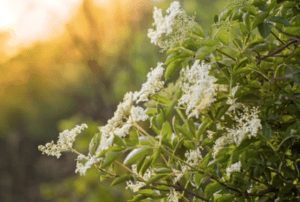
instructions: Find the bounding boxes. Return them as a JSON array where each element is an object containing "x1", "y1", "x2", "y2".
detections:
[{"x1": 39, "y1": 0, "x2": 300, "y2": 201}]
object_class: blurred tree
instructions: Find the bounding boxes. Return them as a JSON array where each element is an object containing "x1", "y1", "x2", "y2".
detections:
[{"x1": 0, "y1": 0, "x2": 224, "y2": 201}]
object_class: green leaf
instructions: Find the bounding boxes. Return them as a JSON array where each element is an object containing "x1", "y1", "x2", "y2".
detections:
[
  {"x1": 153, "y1": 111, "x2": 165, "y2": 129},
  {"x1": 196, "y1": 46, "x2": 217, "y2": 60},
  {"x1": 123, "y1": 147, "x2": 151, "y2": 165},
  {"x1": 88, "y1": 133, "x2": 101, "y2": 155},
  {"x1": 216, "y1": 29, "x2": 232, "y2": 45},
  {"x1": 151, "y1": 147, "x2": 161, "y2": 164},
  {"x1": 192, "y1": 24, "x2": 205, "y2": 37},
  {"x1": 214, "y1": 15, "x2": 219, "y2": 23},
  {"x1": 154, "y1": 167, "x2": 172, "y2": 174},
  {"x1": 111, "y1": 175, "x2": 131, "y2": 186},
  {"x1": 140, "y1": 156, "x2": 152, "y2": 175},
  {"x1": 161, "y1": 122, "x2": 173, "y2": 145},
  {"x1": 128, "y1": 194, "x2": 148, "y2": 202},
  {"x1": 177, "y1": 122, "x2": 193, "y2": 139},
  {"x1": 269, "y1": 16, "x2": 289, "y2": 26},
  {"x1": 125, "y1": 129, "x2": 139, "y2": 146},
  {"x1": 164, "y1": 61, "x2": 181, "y2": 81},
  {"x1": 102, "y1": 151, "x2": 121, "y2": 168},
  {"x1": 258, "y1": 22, "x2": 271, "y2": 38},
  {"x1": 284, "y1": 26, "x2": 300, "y2": 36},
  {"x1": 252, "y1": 12, "x2": 268, "y2": 28},
  {"x1": 196, "y1": 118, "x2": 212, "y2": 139},
  {"x1": 193, "y1": 173, "x2": 203, "y2": 187},
  {"x1": 114, "y1": 135, "x2": 126, "y2": 147},
  {"x1": 137, "y1": 189, "x2": 160, "y2": 197},
  {"x1": 146, "y1": 173, "x2": 169, "y2": 184},
  {"x1": 136, "y1": 156, "x2": 146, "y2": 173},
  {"x1": 205, "y1": 181, "x2": 223, "y2": 197},
  {"x1": 214, "y1": 193, "x2": 235, "y2": 202}
]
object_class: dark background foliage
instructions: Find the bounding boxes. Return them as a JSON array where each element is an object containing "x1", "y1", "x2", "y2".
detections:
[{"x1": 0, "y1": 0, "x2": 224, "y2": 201}]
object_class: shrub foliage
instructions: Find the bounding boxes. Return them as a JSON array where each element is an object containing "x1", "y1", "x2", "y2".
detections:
[{"x1": 39, "y1": 0, "x2": 300, "y2": 201}]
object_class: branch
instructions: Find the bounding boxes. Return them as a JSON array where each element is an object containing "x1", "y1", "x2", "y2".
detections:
[
  {"x1": 208, "y1": 174, "x2": 246, "y2": 196},
  {"x1": 275, "y1": 26, "x2": 300, "y2": 39},
  {"x1": 155, "y1": 182, "x2": 210, "y2": 202},
  {"x1": 216, "y1": 49, "x2": 237, "y2": 61},
  {"x1": 257, "y1": 38, "x2": 300, "y2": 64},
  {"x1": 174, "y1": 184, "x2": 210, "y2": 201},
  {"x1": 247, "y1": 187, "x2": 278, "y2": 197},
  {"x1": 271, "y1": 31, "x2": 285, "y2": 45}
]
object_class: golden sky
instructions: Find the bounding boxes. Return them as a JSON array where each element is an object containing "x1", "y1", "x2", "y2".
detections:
[{"x1": 0, "y1": 0, "x2": 110, "y2": 50}]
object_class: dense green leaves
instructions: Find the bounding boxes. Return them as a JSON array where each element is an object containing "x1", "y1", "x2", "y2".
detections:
[
  {"x1": 115, "y1": 1, "x2": 300, "y2": 199},
  {"x1": 123, "y1": 147, "x2": 151, "y2": 166},
  {"x1": 44, "y1": 0, "x2": 300, "y2": 201}
]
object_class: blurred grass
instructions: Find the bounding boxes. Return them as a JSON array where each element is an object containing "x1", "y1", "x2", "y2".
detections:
[{"x1": 0, "y1": 0, "x2": 225, "y2": 201}]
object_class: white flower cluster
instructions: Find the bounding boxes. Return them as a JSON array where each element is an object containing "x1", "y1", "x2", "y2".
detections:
[
  {"x1": 40, "y1": 63, "x2": 164, "y2": 175},
  {"x1": 75, "y1": 154, "x2": 100, "y2": 176},
  {"x1": 212, "y1": 135, "x2": 233, "y2": 158},
  {"x1": 227, "y1": 106, "x2": 262, "y2": 145},
  {"x1": 126, "y1": 164, "x2": 153, "y2": 192},
  {"x1": 185, "y1": 147, "x2": 202, "y2": 166},
  {"x1": 168, "y1": 188, "x2": 180, "y2": 202},
  {"x1": 226, "y1": 161, "x2": 241, "y2": 177},
  {"x1": 226, "y1": 85, "x2": 240, "y2": 112},
  {"x1": 97, "y1": 92, "x2": 135, "y2": 152},
  {"x1": 213, "y1": 106, "x2": 262, "y2": 157},
  {"x1": 96, "y1": 63, "x2": 164, "y2": 153},
  {"x1": 148, "y1": 1, "x2": 195, "y2": 50},
  {"x1": 134, "y1": 62, "x2": 165, "y2": 103},
  {"x1": 173, "y1": 148, "x2": 202, "y2": 183},
  {"x1": 178, "y1": 60, "x2": 217, "y2": 118},
  {"x1": 38, "y1": 124, "x2": 88, "y2": 158},
  {"x1": 130, "y1": 106, "x2": 149, "y2": 122},
  {"x1": 126, "y1": 180, "x2": 145, "y2": 193}
]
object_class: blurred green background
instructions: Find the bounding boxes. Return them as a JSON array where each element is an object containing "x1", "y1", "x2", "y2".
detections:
[{"x1": 0, "y1": 0, "x2": 225, "y2": 201}]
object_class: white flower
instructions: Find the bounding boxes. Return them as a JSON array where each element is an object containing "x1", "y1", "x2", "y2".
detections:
[
  {"x1": 178, "y1": 60, "x2": 217, "y2": 118},
  {"x1": 226, "y1": 161, "x2": 241, "y2": 177},
  {"x1": 173, "y1": 148, "x2": 202, "y2": 183},
  {"x1": 38, "y1": 124, "x2": 88, "y2": 158},
  {"x1": 126, "y1": 165, "x2": 153, "y2": 192},
  {"x1": 213, "y1": 135, "x2": 233, "y2": 158},
  {"x1": 75, "y1": 154, "x2": 100, "y2": 176},
  {"x1": 185, "y1": 147, "x2": 202, "y2": 166},
  {"x1": 38, "y1": 141, "x2": 62, "y2": 158},
  {"x1": 126, "y1": 180, "x2": 145, "y2": 193},
  {"x1": 148, "y1": 1, "x2": 195, "y2": 50},
  {"x1": 97, "y1": 92, "x2": 135, "y2": 152},
  {"x1": 134, "y1": 62, "x2": 165, "y2": 103},
  {"x1": 213, "y1": 106, "x2": 262, "y2": 157},
  {"x1": 95, "y1": 63, "x2": 163, "y2": 153},
  {"x1": 207, "y1": 130, "x2": 215, "y2": 139},
  {"x1": 113, "y1": 122, "x2": 132, "y2": 138},
  {"x1": 94, "y1": 63, "x2": 164, "y2": 154},
  {"x1": 167, "y1": 188, "x2": 180, "y2": 202},
  {"x1": 172, "y1": 169, "x2": 184, "y2": 183},
  {"x1": 131, "y1": 164, "x2": 153, "y2": 181},
  {"x1": 130, "y1": 106, "x2": 148, "y2": 122},
  {"x1": 227, "y1": 106, "x2": 262, "y2": 145},
  {"x1": 227, "y1": 85, "x2": 241, "y2": 113}
]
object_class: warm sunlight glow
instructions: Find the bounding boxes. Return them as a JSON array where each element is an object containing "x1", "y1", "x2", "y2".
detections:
[
  {"x1": 95, "y1": 0, "x2": 111, "y2": 6},
  {"x1": 0, "y1": 0, "x2": 81, "y2": 50}
]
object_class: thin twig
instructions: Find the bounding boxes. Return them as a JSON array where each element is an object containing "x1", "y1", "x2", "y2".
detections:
[
  {"x1": 275, "y1": 26, "x2": 300, "y2": 39},
  {"x1": 257, "y1": 39, "x2": 300, "y2": 64},
  {"x1": 216, "y1": 49, "x2": 237, "y2": 61},
  {"x1": 271, "y1": 31, "x2": 285, "y2": 45},
  {"x1": 247, "y1": 187, "x2": 278, "y2": 197},
  {"x1": 155, "y1": 182, "x2": 210, "y2": 202}
]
